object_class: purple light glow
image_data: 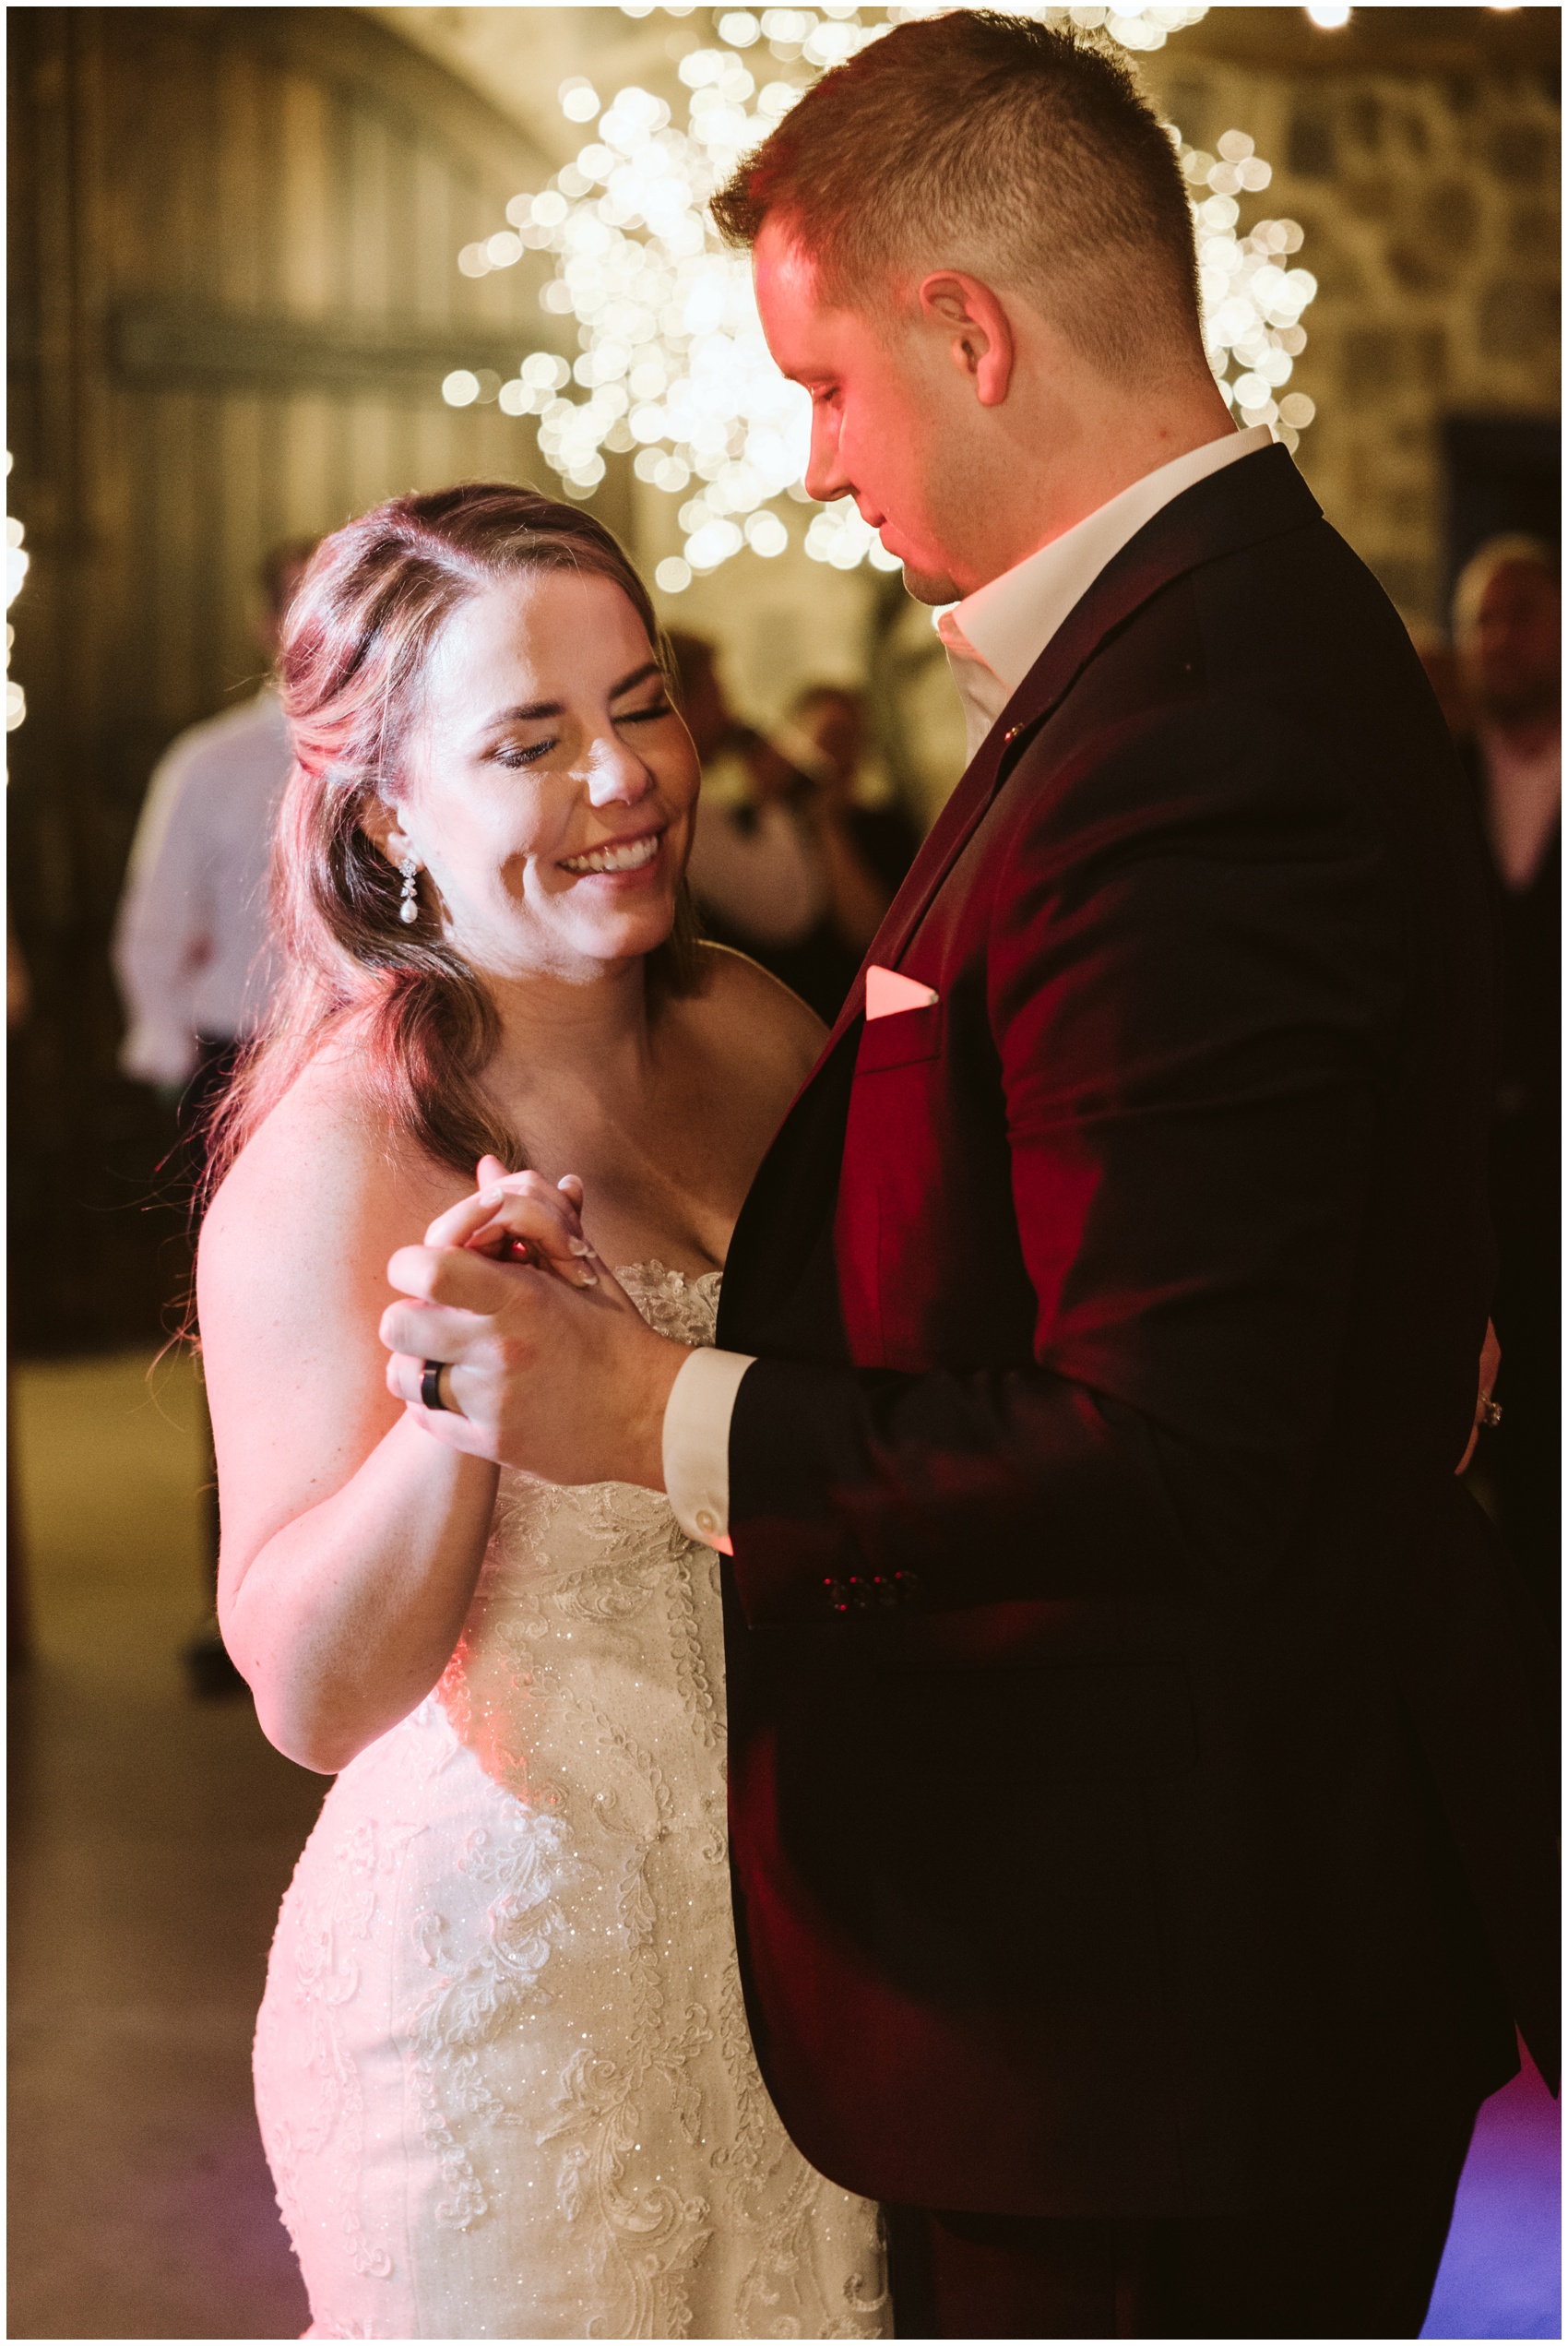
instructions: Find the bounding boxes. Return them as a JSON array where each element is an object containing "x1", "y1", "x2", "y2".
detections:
[{"x1": 1422, "y1": 2045, "x2": 1561, "y2": 2340}]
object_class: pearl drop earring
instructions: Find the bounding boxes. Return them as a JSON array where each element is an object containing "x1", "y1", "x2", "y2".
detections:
[{"x1": 398, "y1": 853, "x2": 421, "y2": 926}]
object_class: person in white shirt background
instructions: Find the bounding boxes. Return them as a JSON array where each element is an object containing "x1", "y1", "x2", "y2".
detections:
[
  {"x1": 1451, "y1": 535, "x2": 1559, "y2": 1631},
  {"x1": 113, "y1": 534, "x2": 315, "y2": 1693},
  {"x1": 114, "y1": 537, "x2": 316, "y2": 1099}
]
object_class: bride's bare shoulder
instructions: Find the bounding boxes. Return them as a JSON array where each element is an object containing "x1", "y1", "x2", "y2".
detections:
[
  {"x1": 676, "y1": 941, "x2": 827, "y2": 1092},
  {"x1": 199, "y1": 1048, "x2": 455, "y2": 1306}
]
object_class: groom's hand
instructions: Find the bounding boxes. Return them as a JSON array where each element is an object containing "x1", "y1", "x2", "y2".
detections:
[{"x1": 379, "y1": 1173, "x2": 690, "y2": 1488}]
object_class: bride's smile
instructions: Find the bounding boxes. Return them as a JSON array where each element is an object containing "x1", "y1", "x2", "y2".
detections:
[{"x1": 558, "y1": 825, "x2": 665, "y2": 877}]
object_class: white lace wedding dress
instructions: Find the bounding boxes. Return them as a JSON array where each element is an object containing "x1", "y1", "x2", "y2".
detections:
[{"x1": 253, "y1": 1264, "x2": 888, "y2": 2340}]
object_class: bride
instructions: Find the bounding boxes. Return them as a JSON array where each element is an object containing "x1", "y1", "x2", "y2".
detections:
[{"x1": 196, "y1": 482, "x2": 889, "y2": 2340}]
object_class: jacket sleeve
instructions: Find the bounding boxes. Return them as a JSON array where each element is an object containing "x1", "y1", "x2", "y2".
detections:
[{"x1": 725, "y1": 701, "x2": 1423, "y2": 1626}]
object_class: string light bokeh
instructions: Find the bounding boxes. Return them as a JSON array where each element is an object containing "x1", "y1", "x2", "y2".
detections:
[{"x1": 447, "y1": 4, "x2": 1316, "y2": 589}]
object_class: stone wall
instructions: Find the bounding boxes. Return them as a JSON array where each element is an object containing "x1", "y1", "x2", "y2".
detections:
[{"x1": 1143, "y1": 40, "x2": 1561, "y2": 625}]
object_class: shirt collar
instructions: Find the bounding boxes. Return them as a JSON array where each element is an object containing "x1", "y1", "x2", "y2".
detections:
[{"x1": 937, "y1": 424, "x2": 1273, "y2": 758}]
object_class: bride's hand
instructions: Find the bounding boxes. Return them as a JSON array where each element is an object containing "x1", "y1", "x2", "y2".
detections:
[
  {"x1": 421, "y1": 1155, "x2": 600, "y2": 1288},
  {"x1": 377, "y1": 1202, "x2": 683, "y2": 1485}
]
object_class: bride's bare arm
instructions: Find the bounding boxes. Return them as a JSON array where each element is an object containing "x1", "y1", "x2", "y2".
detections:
[{"x1": 197, "y1": 1071, "x2": 501, "y2": 1775}]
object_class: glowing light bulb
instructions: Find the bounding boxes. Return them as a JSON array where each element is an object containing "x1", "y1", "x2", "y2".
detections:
[
  {"x1": 1305, "y1": 3, "x2": 1351, "y2": 27},
  {"x1": 559, "y1": 77, "x2": 601, "y2": 123}
]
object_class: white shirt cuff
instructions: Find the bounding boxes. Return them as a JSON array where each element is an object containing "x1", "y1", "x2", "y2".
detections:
[{"x1": 662, "y1": 1345, "x2": 755, "y2": 1553}]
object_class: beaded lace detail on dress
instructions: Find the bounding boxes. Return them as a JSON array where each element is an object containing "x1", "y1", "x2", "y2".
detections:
[{"x1": 254, "y1": 1263, "x2": 888, "y2": 2341}]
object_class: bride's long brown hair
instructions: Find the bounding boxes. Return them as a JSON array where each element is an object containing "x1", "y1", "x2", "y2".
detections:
[{"x1": 204, "y1": 482, "x2": 702, "y2": 1200}]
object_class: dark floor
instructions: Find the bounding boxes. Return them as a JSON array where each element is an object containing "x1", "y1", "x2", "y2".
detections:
[
  {"x1": 6, "y1": 1348, "x2": 1559, "y2": 2340},
  {"x1": 8, "y1": 1349, "x2": 322, "y2": 2341}
]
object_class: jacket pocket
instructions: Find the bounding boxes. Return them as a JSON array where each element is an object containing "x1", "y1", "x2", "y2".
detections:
[{"x1": 853, "y1": 995, "x2": 944, "y2": 1073}]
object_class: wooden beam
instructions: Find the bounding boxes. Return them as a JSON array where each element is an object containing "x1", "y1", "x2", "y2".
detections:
[
  {"x1": 231, "y1": 6, "x2": 555, "y2": 204},
  {"x1": 106, "y1": 298, "x2": 567, "y2": 397}
]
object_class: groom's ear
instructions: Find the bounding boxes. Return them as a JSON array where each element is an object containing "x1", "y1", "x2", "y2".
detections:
[{"x1": 918, "y1": 271, "x2": 1015, "y2": 409}]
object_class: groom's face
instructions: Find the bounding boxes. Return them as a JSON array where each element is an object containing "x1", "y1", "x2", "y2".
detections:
[{"x1": 754, "y1": 221, "x2": 977, "y2": 606}]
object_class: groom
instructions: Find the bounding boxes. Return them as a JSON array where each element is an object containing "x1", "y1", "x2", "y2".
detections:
[{"x1": 384, "y1": 17, "x2": 1556, "y2": 2335}]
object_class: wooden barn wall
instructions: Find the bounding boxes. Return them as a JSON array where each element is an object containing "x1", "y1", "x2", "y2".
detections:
[{"x1": 7, "y1": 7, "x2": 586, "y2": 1352}]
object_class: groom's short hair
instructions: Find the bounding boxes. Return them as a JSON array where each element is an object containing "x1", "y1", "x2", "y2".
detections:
[{"x1": 711, "y1": 11, "x2": 1205, "y2": 387}]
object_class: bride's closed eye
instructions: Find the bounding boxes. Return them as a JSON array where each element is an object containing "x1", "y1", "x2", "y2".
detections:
[{"x1": 487, "y1": 698, "x2": 673, "y2": 768}]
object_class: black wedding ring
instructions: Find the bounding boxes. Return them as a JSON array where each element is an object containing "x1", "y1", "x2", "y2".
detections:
[{"x1": 420, "y1": 1360, "x2": 449, "y2": 1412}]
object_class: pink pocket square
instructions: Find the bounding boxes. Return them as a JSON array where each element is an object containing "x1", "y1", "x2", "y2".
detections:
[{"x1": 866, "y1": 965, "x2": 940, "y2": 1020}]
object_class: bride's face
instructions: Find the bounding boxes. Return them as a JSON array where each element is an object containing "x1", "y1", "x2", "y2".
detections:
[{"x1": 381, "y1": 569, "x2": 699, "y2": 983}]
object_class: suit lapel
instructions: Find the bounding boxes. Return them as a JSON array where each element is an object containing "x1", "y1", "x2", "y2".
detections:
[
  {"x1": 719, "y1": 446, "x2": 1323, "y2": 1346},
  {"x1": 715, "y1": 1013, "x2": 861, "y2": 1355},
  {"x1": 816, "y1": 445, "x2": 1321, "y2": 1063},
  {"x1": 872, "y1": 445, "x2": 1320, "y2": 982}
]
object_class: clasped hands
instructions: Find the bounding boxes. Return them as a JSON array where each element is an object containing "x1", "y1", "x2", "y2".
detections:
[
  {"x1": 384, "y1": 1155, "x2": 1503, "y2": 1493},
  {"x1": 381, "y1": 1154, "x2": 691, "y2": 1491}
]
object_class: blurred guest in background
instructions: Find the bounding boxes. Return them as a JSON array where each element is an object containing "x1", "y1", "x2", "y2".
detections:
[
  {"x1": 788, "y1": 681, "x2": 921, "y2": 930},
  {"x1": 113, "y1": 537, "x2": 316, "y2": 1110},
  {"x1": 674, "y1": 633, "x2": 917, "y2": 1019},
  {"x1": 766, "y1": 682, "x2": 920, "y2": 1018},
  {"x1": 673, "y1": 630, "x2": 827, "y2": 980},
  {"x1": 112, "y1": 534, "x2": 315, "y2": 1692},
  {"x1": 1453, "y1": 535, "x2": 1560, "y2": 1627},
  {"x1": 802, "y1": 686, "x2": 920, "y2": 911}
]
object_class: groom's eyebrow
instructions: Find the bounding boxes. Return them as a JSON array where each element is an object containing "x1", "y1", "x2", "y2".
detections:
[{"x1": 487, "y1": 663, "x2": 667, "y2": 726}]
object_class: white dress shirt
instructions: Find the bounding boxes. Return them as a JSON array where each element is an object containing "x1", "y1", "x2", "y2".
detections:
[
  {"x1": 662, "y1": 423, "x2": 1275, "y2": 1547},
  {"x1": 113, "y1": 685, "x2": 293, "y2": 1085}
]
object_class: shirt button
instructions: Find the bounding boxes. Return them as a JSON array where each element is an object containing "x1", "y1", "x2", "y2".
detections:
[
  {"x1": 1004, "y1": 722, "x2": 1023, "y2": 744},
  {"x1": 695, "y1": 1508, "x2": 717, "y2": 1534}
]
